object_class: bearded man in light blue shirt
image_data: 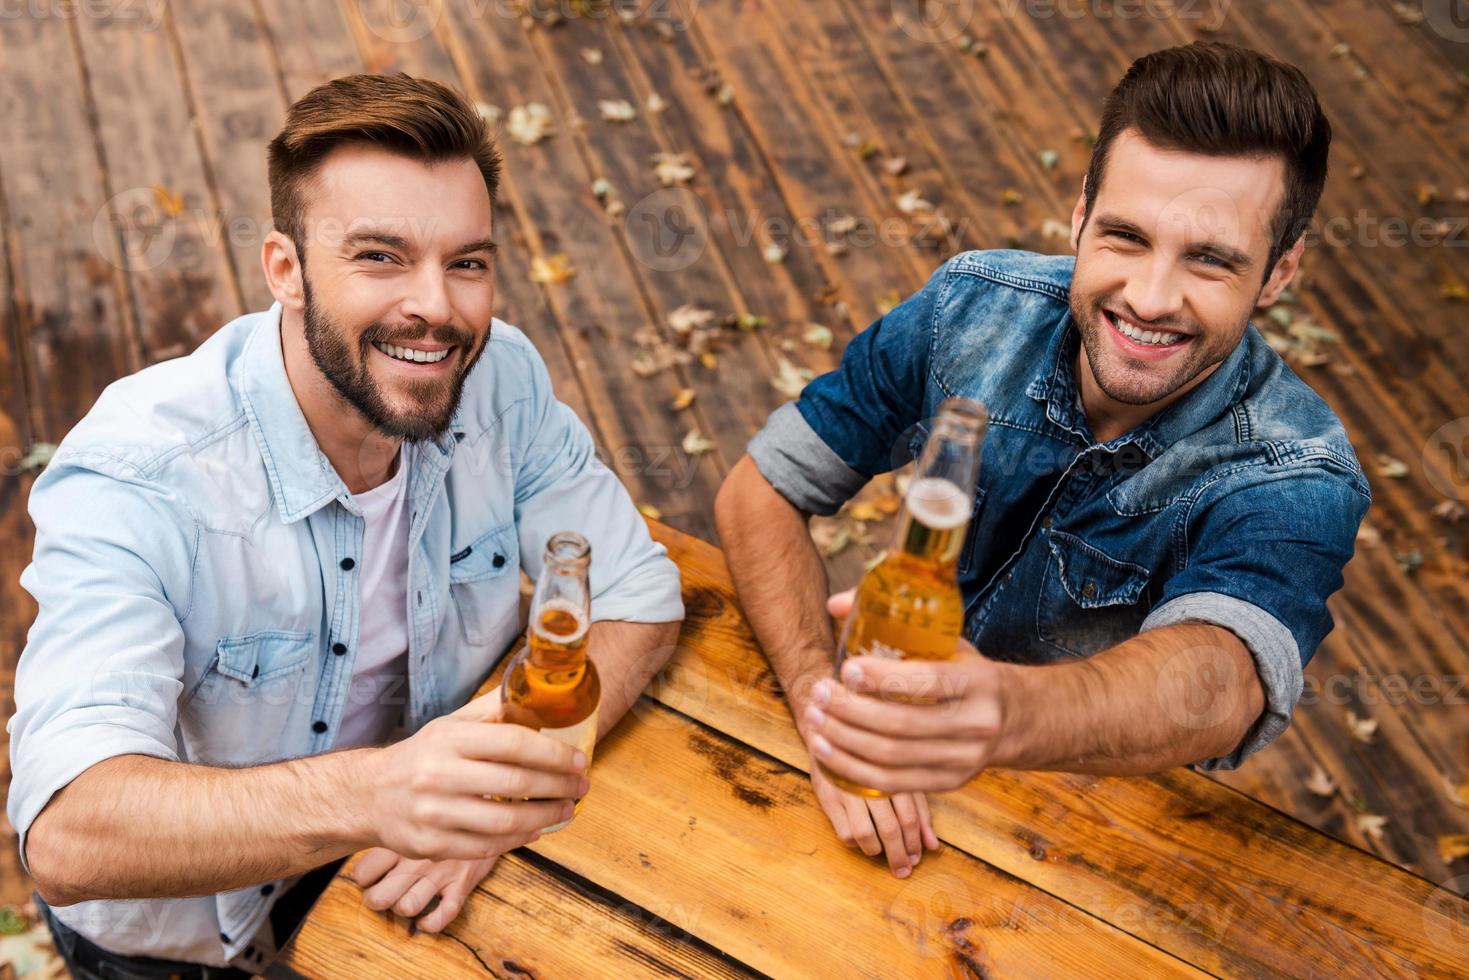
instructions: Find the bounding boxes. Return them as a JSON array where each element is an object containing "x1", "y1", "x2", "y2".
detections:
[{"x1": 9, "y1": 72, "x2": 684, "y2": 976}]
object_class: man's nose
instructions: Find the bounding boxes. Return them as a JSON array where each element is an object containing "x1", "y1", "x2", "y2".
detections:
[
  {"x1": 1120, "y1": 257, "x2": 1184, "y2": 325},
  {"x1": 400, "y1": 264, "x2": 453, "y2": 326}
]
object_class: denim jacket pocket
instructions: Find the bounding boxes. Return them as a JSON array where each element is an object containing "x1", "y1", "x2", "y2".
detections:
[
  {"x1": 1036, "y1": 530, "x2": 1150, "y2": 657},
  {"x1": 449, "y1": 522, "x2": 521, "y2": 647},
  {"x1": 182, "y1": 630, "x2": 315, "y2": 764}
]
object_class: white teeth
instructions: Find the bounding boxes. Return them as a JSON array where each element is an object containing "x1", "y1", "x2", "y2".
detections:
[
  {"x1": 1110, "y1": 312, "x2": 1183, "y2": 347},
  {"x1": 373, "y1": 341, "x2": 451, "y2": 363}
]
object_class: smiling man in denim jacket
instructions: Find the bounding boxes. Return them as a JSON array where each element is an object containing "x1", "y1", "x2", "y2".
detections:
[
  {"x1": 717, "y1": 42, "x2": 1369, "y2": 878},
  {"x1": 9, "y1": 74, "x2": 683, "y2": 976}
]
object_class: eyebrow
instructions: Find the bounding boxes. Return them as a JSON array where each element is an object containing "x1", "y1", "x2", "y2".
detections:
[
  {"x1": 1093, "y1": 214, "x2": 1252, "y2": 270},
  {"x1": 341, "y1": 230, "x2": 498, "y2": 257}
]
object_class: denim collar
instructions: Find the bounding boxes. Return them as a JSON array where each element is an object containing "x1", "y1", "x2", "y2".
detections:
[
  {"x1": 238, "y1": 303, "x2": 464, "y2": 524},
  {"x1": 1026, "y1": 308, "x2": 1252, "y2": 460}
]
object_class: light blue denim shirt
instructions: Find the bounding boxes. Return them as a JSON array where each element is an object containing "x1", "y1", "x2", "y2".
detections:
[
  {"x1": 751, "y1": 249, "x2": 1369, "y2": 772},
  {"x1": 7, "y1": 304, "x2": 683, "y2": 966}
]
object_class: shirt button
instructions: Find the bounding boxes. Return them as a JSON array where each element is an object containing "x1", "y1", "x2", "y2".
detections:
[
  {"x1": 1082, "y1": 582, "x2": 1098, "y2": 599},
  {"x1": 1042, "y1": 516, "x2": 1053, "y2": 529},
  {"x1": 260, "y1": 883, "x2": 275, "y2": 896},
  {"x1": 220, "y1": 932, "x2": 231, "y2": 944},
  {"x1": 492, "y1": 554, "x2": 506, "y2": 569},
  {"x1": 312, "y1": 720, "x2": 328, "y2": 733},
  {"x1": 251, "y1": 664, "x2": 259, "y2": 679},
  {"x1": 332, "y1": 642, "x2": 347, "y2": 655},
  {"x1": 340, "y1": 557, "x2": 355, "y2": 571}
]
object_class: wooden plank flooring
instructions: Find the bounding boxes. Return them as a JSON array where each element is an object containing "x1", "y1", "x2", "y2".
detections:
[{"x1": 1, "y1": 0, "x2": 1465, "y2": 921}]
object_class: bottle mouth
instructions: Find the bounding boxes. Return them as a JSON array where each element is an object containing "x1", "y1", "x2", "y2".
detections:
[{"x1": 545, "y1": 531, "x2": 592, "y2": 566}]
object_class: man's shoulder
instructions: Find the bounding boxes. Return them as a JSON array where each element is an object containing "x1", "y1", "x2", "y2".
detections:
[
  {"x1": 50, "y1": 312, "x2": 263, "y2": 481},
  {"x1": 942, "y1": 248, "x2": 1077, "y2": 300}
]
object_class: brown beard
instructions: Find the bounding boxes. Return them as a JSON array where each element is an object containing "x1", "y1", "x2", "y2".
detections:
[
  {"x1": 302, "y1": 276, "x2": 487, "y2": 441},
  {"x1": 1068, "y1": 290, "x2": 1239, "y2": 408}
]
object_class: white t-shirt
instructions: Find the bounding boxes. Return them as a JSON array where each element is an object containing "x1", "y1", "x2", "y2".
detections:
[{"x1": 338, "y1": 451, "x2": 411, "y2": 747}]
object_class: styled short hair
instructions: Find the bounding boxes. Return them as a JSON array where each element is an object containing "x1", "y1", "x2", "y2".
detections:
[
  {"x1": 1083, "y1": 41, "x2": 1331, "y2": 276},
  {"x1": 267, "y1": 72, "x2": 501, "y2": 254}
]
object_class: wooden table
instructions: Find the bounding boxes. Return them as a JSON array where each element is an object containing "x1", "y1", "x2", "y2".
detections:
[{"x1": 275, "y1": 522, "x2": 1468, "y2": 977}]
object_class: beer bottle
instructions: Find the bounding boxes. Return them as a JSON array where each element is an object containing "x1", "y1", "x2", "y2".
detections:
[
  {"x1": 502, "y1": 531, "x2": 600, "y2": 831},
  {"x1": 820, "y1": 397, "x2": 987, "y2": 798}
]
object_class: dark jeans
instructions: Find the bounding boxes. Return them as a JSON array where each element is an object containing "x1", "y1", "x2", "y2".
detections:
[{"x1": 34, "y1": 859, "x2": 344, "y2": 980}]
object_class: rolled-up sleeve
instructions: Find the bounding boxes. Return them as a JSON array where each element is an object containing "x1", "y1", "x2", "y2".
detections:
[
  {"x1": 1142, "y1": 463, "x2": 1369, "y2": 770},
  {"x1": 747, "y1": 259, "x2": 949, "y2": 516},
  {"x1": 506, "y1": 336, "x2": 683, "y2": 625},
  {"x1": 7, "y1": 457, "x2": 194, "y2": 874}
]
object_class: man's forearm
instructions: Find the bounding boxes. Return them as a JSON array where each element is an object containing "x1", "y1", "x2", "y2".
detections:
[
  {"x1": 992, "y1": 623, "x2": 1266, "y2": 774},
  {"x1": 27, "y1": 747, "x2": 379, "y2": 906},
  {"x1": 586, "y1": 618, "x2": 681, "y2": 740},
  {"x1": 714, "y1": 455, "x2": 836, "y2": 723}
]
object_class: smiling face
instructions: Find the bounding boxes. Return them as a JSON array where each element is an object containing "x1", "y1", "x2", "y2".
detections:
[
  {"x1": 1069, "y1": 128, "x2": 1297, "y2": 411},
  {"x1": 291, "y1": 144, "x2": 496, "y2": 441}
]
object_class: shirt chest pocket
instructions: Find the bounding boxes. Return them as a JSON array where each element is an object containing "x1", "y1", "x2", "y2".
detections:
[
  {"x1": 449, "y1": 522, "x2": 521, "y2": 649},
  {"x1": 1035, "y1": 531, "x2": 1151, "y2": 657},
  {"x1": 182, "y1": 630, "x2": 315, "y2": 764}
]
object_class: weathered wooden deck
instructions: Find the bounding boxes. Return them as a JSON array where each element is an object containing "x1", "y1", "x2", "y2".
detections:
[{"x1": 1, "y1": 0, "x2": 1467, "y2": 916}]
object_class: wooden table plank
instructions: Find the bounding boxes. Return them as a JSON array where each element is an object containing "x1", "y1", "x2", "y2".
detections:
[
  {"x1": 645, "y1": 524, "x2": 1469, "y2": 977},
  {"x1": 281, "y1": 850, "x2": 758, "y2": 979}
]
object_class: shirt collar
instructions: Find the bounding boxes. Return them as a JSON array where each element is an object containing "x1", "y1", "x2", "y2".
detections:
[
  {"x1": 1027, "y1": 309, "x2": 1252, "y2": 459},
  {"x1": 239, "y1": 303, "x2": 465, "y2": 524}
]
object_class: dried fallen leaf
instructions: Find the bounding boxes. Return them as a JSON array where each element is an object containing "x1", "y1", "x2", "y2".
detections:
[
  {"x1": 670, "y1": 387, "x2": 696, "y2": 411},
  {"x1": 529, "y1": 252, "x2": 575, "y2": 284},
  {"x1": 681, "y1": 429, "x2": 716, "y2": 456},
  {"x1": 810, "y1": 520, "x2": 851, "y2": 558},
  {"x1": 881, "y1": 156, "x2": 909, "y2": 176},
  {"x1": 1346, "y1": 710, "x2": 1379, "y2": 743},
  {"x1": 1391, "y1": 1, "x2": 1423, "y2": 25},
  {"x1": 1038, "y1": 149, "x2": 1059, "y2": 170},
  {"x1": 598, "y1": 99, "x2": 637, "y2": 122},
  {"x1": 1041, "y1": 218, "x2": 1070, "y2": 241},
  {"x1": 1001, "y1": 188, "x2": 1024, "y2": 206},
  {"x1": 715, "y1": 83, "x2": 735, "y2": 107},
  {"x1": 762, "y1": 242, "x2": 787, "y2": 264},
  {"x1": 1439, "y1": 834, "x2": 1469, "y2": 863},
  {"x1": 828, "y1": 214, "x2": 859, "y2": 236},
  {"x1": 876, "y1": 289, "x2": 902, "y2": 315},
  {"x1": 1442, "y1": 281, "x2": 1469, "y2": 303},
  {"x1": 1356, "y1": 813, "x2": 1389, "y2": 843},
  {"x1": 645, "y1": 92, "x2": 669, "y2": 114},
  {"x1": 1445, "y1": 777, "x2": 1469, "y2": 810},
  {"x1": 506, "y1": 103, "x2": 554, "y2": 144},
  {"x1": 152, "y1": 185, "x2": 185, "y2": 218},
  {"x1": 668, "y1": 303, "x2": 716, "y2": 337},
  {"x1": 580, "y1": 46, "x2": 603, "y2": 65},
  {"x1": 652, "y1": 152, "x2": 696, "y2": 186},
  {"x1": 1395, "y1": 549, "x2": 1424, "y2": 576},
  {"x1": 771, "y1": 356, "x2": 813, "y2": 399},
  {"x1": 474, "y1": 101, "x2": 503, "y2": 126},
  {"x1": 19, "y1": 442, "x2": 57, "y2": 472},
  {"x1": 1415, "y1": 182, "x2": 1439, "y2": 206},
  {"x1": 1376, "y1": 455, "x2": 1409, "y2": 479},
  {"x1": 698, "y1": 351, "x2": 717, "y2": 370},
  {"x1": 1432, "y1": 500, "x2": 1468, "y2": 525},
  {"x1": 1355, "y1": 522, "x2": 1382, "y2": 547},
  {"x1": 734, "y1": 313, "x2": 768, "y2": 331},
  {"x1": 847, "y1": 502, "x2": 888, "y2": 523},
  {"x1": 1305, "y1": 765, "x2": 1336, "y2": 798},
  {"x1": 896, "y1": 188, "x2": 934, "y2": 215},
  {"x1": 637, "y1": 503, "x2": 663, "y2": 521},
  {"x1": 802, "y1": 323, "x2": 834, "y2": 349}
]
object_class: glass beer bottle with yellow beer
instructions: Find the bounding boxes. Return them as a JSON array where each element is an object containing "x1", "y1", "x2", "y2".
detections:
[
  {"x1": 502, "y1": 531, "x2": 600, "y2": 831},
  {"x1": 820, "y1": 397, "x2": 987, "y2": 798}
]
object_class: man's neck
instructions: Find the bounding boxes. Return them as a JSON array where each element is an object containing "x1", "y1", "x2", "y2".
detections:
[
  {"x1": 279, "y1": 309, "x2": 402, "y2": 495},
  {"x1": 1075, "y1": 344, "x2": 1219, "y2": 445}
]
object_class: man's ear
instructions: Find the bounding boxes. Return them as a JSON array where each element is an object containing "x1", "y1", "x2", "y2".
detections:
[
  {"x1": 262, "y1": 230, "x2": 305, "y2": 311},
  {"x1": 1069, "y1": 183, "x2": 1088, "y2": 253},
  {"x1": 1257, "y1": 235, "x2": 1305, "y2": 307}
]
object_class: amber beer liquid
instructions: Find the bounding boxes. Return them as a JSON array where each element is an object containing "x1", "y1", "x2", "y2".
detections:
[
  {"x1": 502, "y1": 531, "x2": 600, "y2": 832},
  {"x1": 820, "y1": 398, "x2": 986, "y2": 799}
]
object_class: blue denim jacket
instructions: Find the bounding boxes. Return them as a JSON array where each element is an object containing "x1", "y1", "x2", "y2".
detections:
[
  {"x1": 7, "y1": 304, "x2": 683, "y2": 966},
  {"x1": 750, "y1": 249, "x2": 1369, "y2": 771}
]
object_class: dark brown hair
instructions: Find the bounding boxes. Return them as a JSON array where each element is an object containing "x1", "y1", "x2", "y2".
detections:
[
  {"x1": 267, "y1": 73, "x2": 501, "y2": 255},
  {"x1": 1083, "y1": 41, "x2": 1331, "y2": 277}
]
